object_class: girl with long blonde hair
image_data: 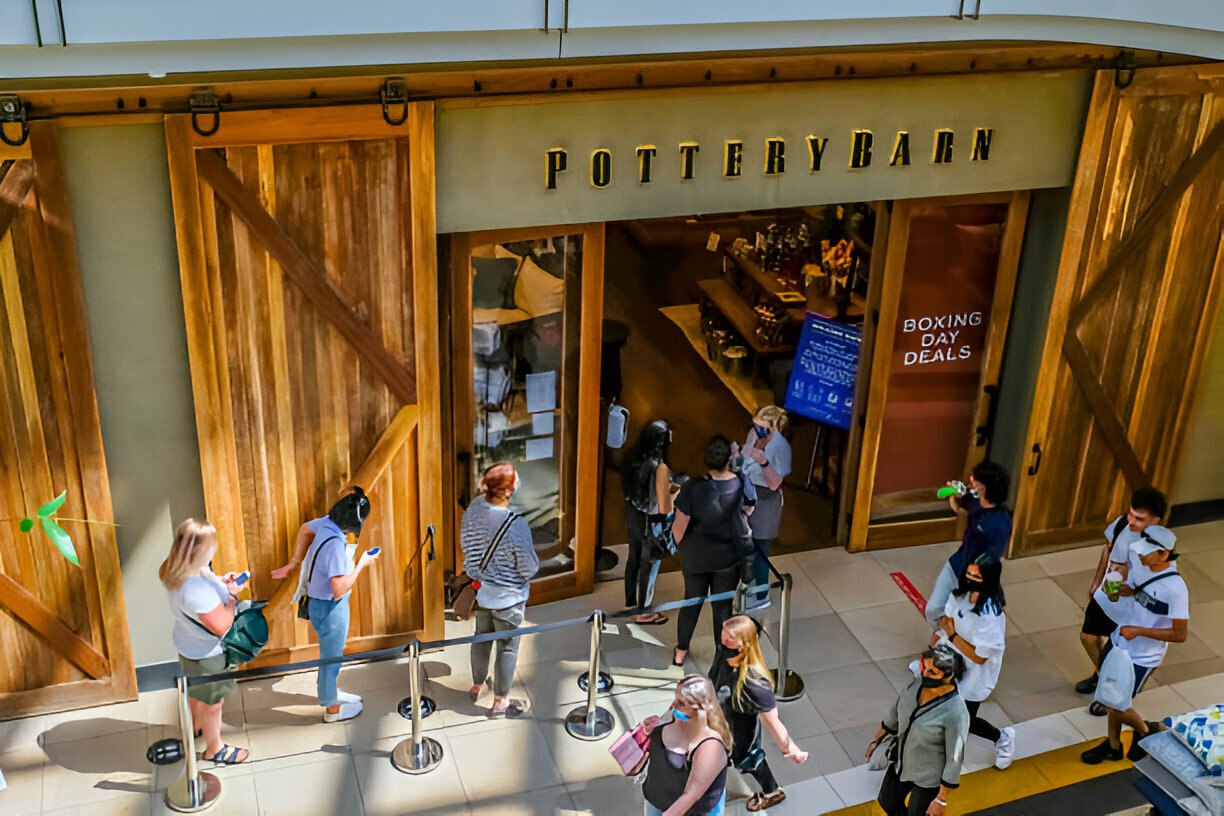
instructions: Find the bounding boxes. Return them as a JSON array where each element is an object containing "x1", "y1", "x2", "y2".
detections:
[
  {"x1": 709, "y1": 615, "x2": 808, "y2": 812},
  {"x1": 642, "y1": 675, "x2": 732, "y2": 816},
  {"x1": 160, "y1": 519, "x2": 249, "y2": 765}
]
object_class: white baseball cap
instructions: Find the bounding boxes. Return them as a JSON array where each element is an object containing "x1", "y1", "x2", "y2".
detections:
[{"x1": 1132, "y1": 525, "x2": 1176, "y2": 557}]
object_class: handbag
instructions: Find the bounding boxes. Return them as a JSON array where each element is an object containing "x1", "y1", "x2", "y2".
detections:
[
  {"x1": 296, "y1": 536, "x2": 337, "y2": 620},
  {"x1": 868, "y1": 733, "x2": 896, "y2": 771},
  {"x1": 186, "y1": 601, "x2": 269, "y2": 670},
  {"x1": 449, "y1": 511, "x2": 521, "y2": 621},
  {"x1": 645, "y1": 513, "x2": 677, "y2": 561},
  {"x1": 609, "y1": 716, "x2": 658, "y2": 776}
]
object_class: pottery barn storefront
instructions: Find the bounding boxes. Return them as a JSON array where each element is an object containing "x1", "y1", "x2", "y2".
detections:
[{"x1": 0, "y1": 61, "x2": 1219, "y2": 718}]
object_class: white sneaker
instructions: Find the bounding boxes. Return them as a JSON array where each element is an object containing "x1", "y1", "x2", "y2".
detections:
[
  {"x1": 337, "y1": 690, "x2": 362, "y2": 704},
  {"x1": 323, "y1": 701, "x2": 363, "y2": 723},
  {"x1": 994, "y1": 726, "x2": 1016, "y2": 770}
]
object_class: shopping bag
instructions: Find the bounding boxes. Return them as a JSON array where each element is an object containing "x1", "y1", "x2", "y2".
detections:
[
  {"x1": 1094, "y1": 644, "x2": 1135, "y2": 712},
  {"x1": 609, "y1": 716, "x2": 658, "y2": 776}
]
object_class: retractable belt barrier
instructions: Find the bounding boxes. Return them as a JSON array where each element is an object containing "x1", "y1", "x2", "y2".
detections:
[{"x1": 167, "y1": 571, "x2": 804, "y2": 810}]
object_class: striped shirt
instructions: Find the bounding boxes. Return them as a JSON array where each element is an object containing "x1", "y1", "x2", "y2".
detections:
[{"x1": 461, "y1": 497, "x2": 540, "y2": 609}]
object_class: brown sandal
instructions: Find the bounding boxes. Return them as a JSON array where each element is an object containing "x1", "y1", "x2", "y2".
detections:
[{"x1": 746, "y1": 790, "x2": 786, "y2": 812}]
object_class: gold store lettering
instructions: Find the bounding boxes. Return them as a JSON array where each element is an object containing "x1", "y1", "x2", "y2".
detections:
[{"x1": 544, "y1": 128, "x2": 993, "y2": 189}]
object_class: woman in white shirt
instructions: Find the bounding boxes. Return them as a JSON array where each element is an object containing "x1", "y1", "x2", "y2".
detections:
[
  {"x1": 160, "y1": 518, "x2": 249, "y2": 765},
  {"x1": 935, "y1": 556, "x2": 1014, "y2": 770}
]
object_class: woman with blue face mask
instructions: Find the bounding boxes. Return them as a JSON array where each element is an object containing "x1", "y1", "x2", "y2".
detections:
[
  {"x1": 641, "y1": 675, "x2": 733, "y2": 816},
  {"x1": 735, "y1": 406, "x2": 792, "y2": 611}
]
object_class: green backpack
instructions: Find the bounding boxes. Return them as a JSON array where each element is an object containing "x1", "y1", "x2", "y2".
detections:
[{"x1": 187, "y1": 601, "x2": 269, "y2": 670}]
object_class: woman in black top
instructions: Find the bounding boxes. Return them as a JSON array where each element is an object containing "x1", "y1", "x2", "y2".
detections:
[
  {"x1": 620, "y1": 419, "x2": 677, "y2": 625},
  {"x1": 642, "y1": 675, "x2": 732, "y2": 816},
  {"x1": 671, "y1": 436, "x2": 756, "y2": 667},
  {"x1": 710, "y1": 615, "x2": 809, "y2": 812}
]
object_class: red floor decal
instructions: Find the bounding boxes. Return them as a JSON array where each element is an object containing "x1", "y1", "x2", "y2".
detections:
[{"x1": 891, "y1": 571, "x2": 927, "y2": 616}]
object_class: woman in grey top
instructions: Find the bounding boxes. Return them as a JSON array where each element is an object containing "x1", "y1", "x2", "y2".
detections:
[
  {"x1": 865, "y1": 643, "x2": 969, "y2": 816},
  {"x1": 736, "y1": 406, "x2": 792, "y2": 611},
  {"x1": 463, "y1": 462, "x2": 540, "y2": 717}
]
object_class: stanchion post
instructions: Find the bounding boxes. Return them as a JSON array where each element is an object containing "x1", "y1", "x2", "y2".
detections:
[
  {"x1": 772, "y1": 573, "x2": 806, "y2": 702},
  {"x1": 391, "y1": 641, "x2": 444, "y2": 774},
  {"x1": 565, "y1": 609, "x2": 614, "y2": 741},
  {"x1": 164, "y1": 676, "x2": 221, "y2": 812}
]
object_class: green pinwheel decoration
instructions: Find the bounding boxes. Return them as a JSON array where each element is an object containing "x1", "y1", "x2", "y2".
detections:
[
  {"x1": 4, "y1": 490, "x2": 117, "y2": 567},
  {"x1": 33, "y1": 491, "x2": 78, "y2": 566}
]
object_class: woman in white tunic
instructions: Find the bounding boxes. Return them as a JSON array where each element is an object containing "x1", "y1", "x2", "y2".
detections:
[{"x1": 934, "y1": 556, "x2": 1015, "y2": 770}]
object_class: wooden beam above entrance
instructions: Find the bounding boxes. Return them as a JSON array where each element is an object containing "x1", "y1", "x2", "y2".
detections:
[{"x1": 2, "y1": 43, "x2": 1199, "y2": 122}]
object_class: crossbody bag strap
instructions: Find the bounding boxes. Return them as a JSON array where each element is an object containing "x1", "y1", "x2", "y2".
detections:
[
  {"x1": 1110, "y1": 517, "x2": 1128, "y2": 546},
  {"x1": 306, "y1": 535, "x2": 339, "y2": 586},
  {"x1": 478, "y1": 511, "x2": 521, "y2": 573},
  {"x1": 1134, "y1": 570, "x2": 1179, "y2": 593}
]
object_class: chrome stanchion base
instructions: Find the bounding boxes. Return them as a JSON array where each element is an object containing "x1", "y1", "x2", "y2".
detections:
[
  {"x1": 391, "y1": 736, "x2": 444, "y2": 775},
  {"x1": 577, "y1": 670, "x2": 614, "y2": 693},
  {"x1": 164, "y1": 771, "x2": 222, "y2": 813},
  {"x1": 771, "y1": 668, "x2": 805, "y2": 703},
  {"x1": 564, "y1": 706, "x2": 614, "y2": 741}
]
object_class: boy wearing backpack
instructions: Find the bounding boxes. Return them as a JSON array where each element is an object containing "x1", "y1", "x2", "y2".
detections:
[
  {"x1": 1075, "y1": 488, "x2": 1167, "y2": 715},
  {"x1": 1081, "y1": 525, "x2": 1188, "y2": 764}
]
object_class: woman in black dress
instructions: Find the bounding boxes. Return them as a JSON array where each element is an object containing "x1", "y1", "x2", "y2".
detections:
[{"x1": 620, "y1": 419, "x2": 677, "y2": 624}]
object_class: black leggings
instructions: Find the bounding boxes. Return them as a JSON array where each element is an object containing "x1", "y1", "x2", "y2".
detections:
[
  {"x1": 743, "y1": 758, "x2": 779, "y2": 794},
  {"x1": 676, "y1": 566, "x2": 739, "y2": 651},
  {"x1": 623, "y1": 515, "x2": 657, "y2": 609},
  {"x1": 966, "y1": 699, "x2": 1001, "y2": 744},
  {"x1": 878, "y1": 764, "x2": 939, "y2": 816}
]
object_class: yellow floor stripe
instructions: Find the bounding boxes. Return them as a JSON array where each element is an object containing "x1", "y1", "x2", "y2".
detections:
[{"x1": 823, "y1": 738, "x2": 1137, "y2": 815}]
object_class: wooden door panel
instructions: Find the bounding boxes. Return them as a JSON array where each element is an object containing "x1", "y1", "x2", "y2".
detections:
[
  {"x1": 165, "y1": 105, "x2": 444, "y2": 663},
  {"x1": 0, "y1": 126, "x2": 136, "y2": 717},
  {"x1": 1014, "y1": 65, "x2": 1224, "y2": 553}
]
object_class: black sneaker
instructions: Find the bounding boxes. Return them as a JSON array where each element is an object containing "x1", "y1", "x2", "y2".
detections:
[
  {"x1": 1081, "y1": 738, "x2": 1124, "y2": 765},
  {"x1": 1074, "y1": 674, "x2": 1099, "y2": 694},
  {"x1": 1088, "y1": 701, "x2": 1107, "y2": 716},
  {"x1": 1127, "y1": 737, "x2": 1148, "y2": 762}
]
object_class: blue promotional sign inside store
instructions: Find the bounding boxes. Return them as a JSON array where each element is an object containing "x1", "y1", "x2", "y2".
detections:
[{"x1": 784, "y1": 315, "x2": 862, "y2": 430}]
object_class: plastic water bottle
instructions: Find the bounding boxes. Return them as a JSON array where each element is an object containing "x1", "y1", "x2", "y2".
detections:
[{"x1": 937, "y1": 481, "x2": 973, "y2": 500}]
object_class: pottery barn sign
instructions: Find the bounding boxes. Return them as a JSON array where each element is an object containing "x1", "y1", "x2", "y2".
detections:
[
  {"x1": 436, "y1": 71, "x2": 1089, "y2": 232},
  {"x1": 545, "y1": 127, "x2": 996, "y2": 190}
]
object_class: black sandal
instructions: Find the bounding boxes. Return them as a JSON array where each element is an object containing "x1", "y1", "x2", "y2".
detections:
[{"x1": 203, "y1": 744, "x2": 250, "y2": 765}]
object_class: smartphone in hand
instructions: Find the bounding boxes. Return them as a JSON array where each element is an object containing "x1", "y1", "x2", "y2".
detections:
[
  {"x1": 235, "y1": 570, "x2": 250, "y2": 586},
  {"x1": 365, "y1": 547, "x2": 381, "y2": 558}
]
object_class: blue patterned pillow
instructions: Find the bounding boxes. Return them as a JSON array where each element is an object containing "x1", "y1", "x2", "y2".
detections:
[{"x1": 1164, "y1": 704, "x2": 1224, "y2": 776}]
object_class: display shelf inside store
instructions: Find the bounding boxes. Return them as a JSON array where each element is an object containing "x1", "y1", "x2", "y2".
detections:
[
  {"x1": 696, "y1": 279, "x2": 795, "y2": 356},
  {"x1": 660, "y1": 304, "x2": 772, "y2": 415},
  {"x1": 726, "y1": 249, "x2": 867, "y2": 321}
]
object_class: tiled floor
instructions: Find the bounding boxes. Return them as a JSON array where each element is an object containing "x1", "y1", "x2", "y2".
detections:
[{"x1": 1, "y1": 522, "x2": 1222, "y2": 815}]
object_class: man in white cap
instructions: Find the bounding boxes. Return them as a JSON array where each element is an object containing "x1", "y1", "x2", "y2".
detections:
[{"x1": 1081, "y1": 525, "x2": 1188, "y2": 765}]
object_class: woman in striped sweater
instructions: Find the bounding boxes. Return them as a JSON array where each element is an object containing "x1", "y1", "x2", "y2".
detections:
[{"x1": 463, "y1": 462, "x2": 540, "y2": 717}]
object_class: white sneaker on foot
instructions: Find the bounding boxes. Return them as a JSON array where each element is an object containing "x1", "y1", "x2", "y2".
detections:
[
  {"x1": 337, "y1": 690, "x2": 362, "y2": 704},
  {"x1": 323, "y1": 701, "x2": 363, "y2": 723},
  {"x1": 994, "y1": 726, "x2": 1016, "y2": 770}
]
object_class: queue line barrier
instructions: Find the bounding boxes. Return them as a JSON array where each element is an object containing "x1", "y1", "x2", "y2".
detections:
[{"x1": 166, "y1": 571, "x2": 802, "y2": 812}]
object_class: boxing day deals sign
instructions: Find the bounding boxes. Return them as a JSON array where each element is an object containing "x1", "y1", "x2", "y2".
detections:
[{"x1": 899, "y1": 310, "x2": 985, "y2": 367}]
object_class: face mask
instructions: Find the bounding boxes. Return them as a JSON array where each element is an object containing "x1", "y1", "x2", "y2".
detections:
[
  {"x1": 920, "y1": 674, "x2": 948, "y2": 689},
  {"x1": 957, "y1": 575, "x2": 984, "y2": 594},
  {"x1": 754, "y1": 426, "x2": 770, "y2": 439},
  {"x1": 673, "y1": 709, "x2": 691, "y2": 722}
]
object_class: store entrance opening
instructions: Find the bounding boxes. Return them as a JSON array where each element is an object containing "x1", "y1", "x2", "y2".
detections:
[{"x1": 597, "y1": 204, "x2": 878, "y2": 564}]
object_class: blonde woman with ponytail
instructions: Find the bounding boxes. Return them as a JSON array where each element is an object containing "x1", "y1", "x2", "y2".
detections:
[
  {"x1": 160, "y1": 519, "x2": 249, "y2": 766},
  {"x1": 709, "y1": 615, "x2": 808, "y2": 812},
  {"x1": 641, "y1": 675, "x2": 732, "y2": 816}
]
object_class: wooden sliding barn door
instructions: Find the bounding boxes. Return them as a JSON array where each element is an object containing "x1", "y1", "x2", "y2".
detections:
[
  {"x1": 1013, "y1": 65, "x2": 1224, "y2": 554},
  {"x1": 0, "y1": 126, "x2": 136, "y2": 717},
  {"x1": 165, "y1": 104, "x2": 444, "y2": 665}
]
